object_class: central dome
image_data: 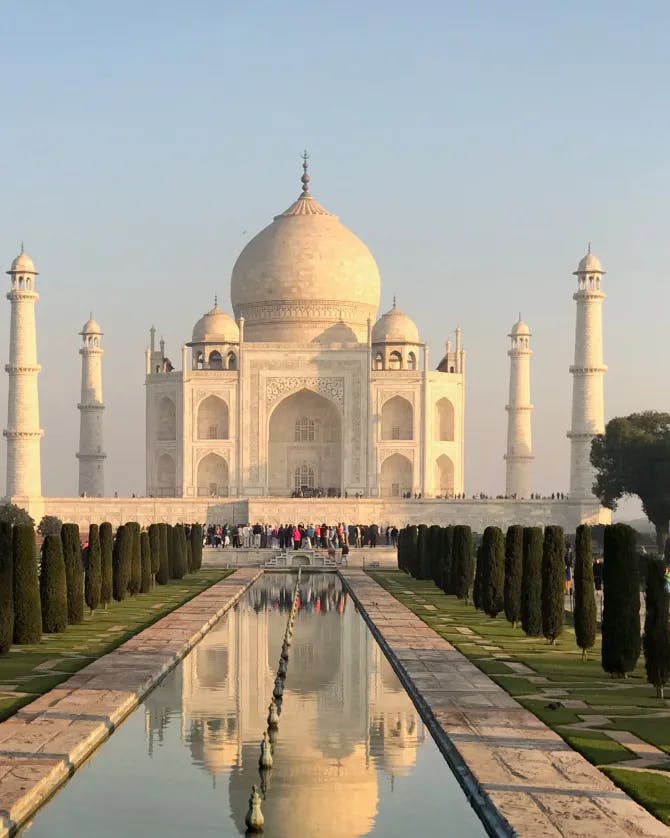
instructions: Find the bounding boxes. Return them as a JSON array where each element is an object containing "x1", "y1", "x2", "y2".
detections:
[{"x1": 230, "y1": 173, "x2": 381, "y2": 342}]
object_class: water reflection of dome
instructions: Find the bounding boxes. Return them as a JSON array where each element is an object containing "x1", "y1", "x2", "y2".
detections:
[{"x1": 188, "y1": 717, "x2": 239, "y2": 775}]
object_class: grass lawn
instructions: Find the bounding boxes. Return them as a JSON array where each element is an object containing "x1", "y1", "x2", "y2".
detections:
[
  {"x1": 0, "y1": 570, "x2": 231, "y2": 723},
  {"x1": 370, "y1": 570, "x2": 670, "y2": 826}
]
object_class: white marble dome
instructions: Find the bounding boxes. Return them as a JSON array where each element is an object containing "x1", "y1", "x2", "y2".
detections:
[
  {"x1": 192, "y1": 304, "x2": 239, "y2": 343},
  {"x1": 230, "y1": 183, "x2": 381, "y2": 343},
  {"x1": 575, "y1": 250, "x2": 604, "y2": 274},
  {"x1": 510, "y1": 317, "x2": 530, "y2": 336},
  {"x1": 8, "y1": 248, "x2": 37, "y2": 274},
  {"x1": 372, "y1": 301, "x2": 420, "y2": 344},
  {"x1": 81, "y1": 317, "x2": 103, "y2": 335}
]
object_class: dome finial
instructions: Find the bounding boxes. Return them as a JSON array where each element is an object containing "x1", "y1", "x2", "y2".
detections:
[
  {"x1": 587, "y1": 241, "x2": 591, "y2": 255},
  {"x1": 214, "y1": 293, "x2": 218, "y2": 308},
  {"x1": 301, "y1": 150, "x2": 311, "y2": 195},
  {"x1": 20, "y1": 241, "x2": 24, "y2": 254}
]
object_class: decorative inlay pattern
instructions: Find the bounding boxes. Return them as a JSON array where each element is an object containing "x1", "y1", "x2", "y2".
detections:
[{"x1": 266, "y1": 376, "x2": 344, "y2": 409}]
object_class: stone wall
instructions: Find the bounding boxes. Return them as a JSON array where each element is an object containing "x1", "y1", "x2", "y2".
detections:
[{"x1": 14, "y1": 495, "x2": 610, "y2": 533}]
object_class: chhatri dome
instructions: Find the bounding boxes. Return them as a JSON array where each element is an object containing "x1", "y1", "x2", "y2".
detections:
[
  {"x1": 372, "y1": 298, "x2": 420, "y2": 344},
  {"x1": 510, "y1": 315, "x2": 530, "y2": 336},
  {"x1": 230, "y1": 154, "x2": 381, "y2": 342},
  {"x1": 80, "y1": 316, "x2": 103, "y2": 335},
  {"x1": 575, "y1": 245, "x2": 604, "y2": 274},
  {"x1": 8, "y1": 244, "x2": 37, "y2": 275},
  {"x1": 191, "y1": 301, "x2": 240, "y2": 344}
]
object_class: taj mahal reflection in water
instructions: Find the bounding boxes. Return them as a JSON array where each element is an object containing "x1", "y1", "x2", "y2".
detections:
[{"x1": 143, "y1": 574, "x2": 424, "y2": 837}]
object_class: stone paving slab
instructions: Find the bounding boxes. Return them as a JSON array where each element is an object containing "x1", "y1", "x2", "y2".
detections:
[
  {"x1": 0, "y1": 568, "x2": 261, "y2": 838},
  {"x1": 341, "y1": 570, "x2": 670, "y2": 838}
]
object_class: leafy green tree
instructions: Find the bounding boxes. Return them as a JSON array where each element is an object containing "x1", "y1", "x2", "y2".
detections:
[
  {"x1": 591, "y1": 412, "x2": 670, "y2": 551},
  {"x1": 643, "y1": 559, "x2": 670, "y2": 699},
  {"x1": 85, "y1": 524, "x2": 102, "y2": 614},
  {"x1": 148, "y1": 524, "x2": 161, "y2": 583},
  {"x1": 99, "y1": 522, "x2": 113, "y2": 607},
  {"x1": 521, "y1": 527, "x2": 543, "y2": 636},
  {"x1": 0, "y1": 504, "x2": 34, "y2": 527},
  {"x1": 61, "y1": 524, "x2": 84, "y2": 625},
  {"x1": 574, "y1": 525, "x2": 596, "y2": 661},
  {"x1": 481, "y1": 526, "x2": 505, "y2": 618},
  {"x1": 156, "y1": 523, "x2": 169, "y2": 585},
  {"x1": 190, "y1": 524, "x2": 203, "y2": 572},
  {"x1": 451, "y1": 525, "x2": 474, "y2": 601},
  {"x1": 602, "y1": 523, "x2": 641, "y2": 676},
  {"x1": 440, "y1": 526, "x2": 453, "y2": 594},
  {"x1": 37, "y1": 515, "x2": 62, "y2": 537},
  {"x1": 112, "y1": 525, "x2": 132, "y2": 601},
  {"x1": 140, "y1": 531, "x2": 152, "y2": 593},
  {"x1": 127, "y1": 522, "x2": 141, "y2": 595},
  {"x1": 40, "y1": 534, "x2": 68, "y2": 633},
  {"x1": 13, "y1": 525, "x2": 41, "y2": 643},
  {"x1": 541, "y1": 526, "x2": 565, "y2": 645},
  {"x1": 504, "y1": 525, "x2": 523, "y2": 627},
  {"x1": 0, "y1": 521, "x2": 14, "y2": 653}
]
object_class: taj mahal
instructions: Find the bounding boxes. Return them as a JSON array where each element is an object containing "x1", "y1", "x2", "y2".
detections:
[{"x1": 2, "y1": 157, "x2": 610, "y2": 531}]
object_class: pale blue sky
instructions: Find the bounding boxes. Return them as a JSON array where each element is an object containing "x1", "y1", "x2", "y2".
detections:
[{"x1": 1, "y1": 1, "x2": 668, "y2": 512}]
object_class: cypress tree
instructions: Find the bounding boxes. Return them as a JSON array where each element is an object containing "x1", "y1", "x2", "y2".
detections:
[
  {"x1": 127, "y1": 522, "x2": 141, "y2": 595},
  {"x1": 440, "y1": 526, "x2": 453, "y2": 593},
  {"x1": 602, "y1": 523, "x2": 641, "y2": 676},
  {"x1": 61, "y1": 523, "x2": 84, "y2": 625},
  {"x1": 643, "y1": 559, "x2": 670, "y2": 699},
  {"x1": 428, "y1": 525, "x2": 442, "y2": 587},
  {"x1": 405, "y1": 526, "x2": 419, "y2": 577},
  {"x1": 0, "y1": 521, "x2": 13, "y2": 653},
  {"x1": 190, "y1": 524, "x2": 203, "y2": 572},
  {"x1": 148, "y1": 523, "x2": 161, "y2": 582},
  {"x1": 417, "y1": 525, "x2": 430, "y2": 579},
  {"x1": 542, "y1": 525, "x2": 565, "y2": 645},
  {"x1": 140, "y1": 531, "x2": 152, "y2": 593},
  {"x1": 472, "y1": 543, "x2": 484, "y2": 610},
  {"x1": 167, "y1": 525, "x2": 178, "y2": 579},
  {"x1": 40, "y1": 534, "x2": 68, "y2": 633},
  {"x1": 99, "y1": 522, "x2": 113, "y2": 608},
  {"x1": 84, "y1": 524, "x2": 102, "y2": 614},
  {"x1": 574, "y1": 525, "x2": 596, "y2": 661},
  {"x1": 13, "y1": 524, "x2": 41, "y2": 643},
  {"x1": 173, "y1": 525, "x2": 188, "y2": 579},
  {"x1": 112, "y1": 525, "x2": 132, "y2": 601},
  {"x1": 156, "y1": 523, "x2": 169, "y2": 585},
  {"x1": 481, "y1": 526, "x2": 505, "y2": 618},
  {"x1": 397, "y1": 527, "x2": 406, "y2": 571},
  {"x1": 451, "y1": 525, "x2": 474, "y2": 601},
  {"x1": 504, "y1": 525, "x2": 524, "y2": 627},
  {"x1": 521, "y1": 526, "x2": 543, "y2": 636},
  {"x1": 186, "y1": 535, "x2": 193, "y2": 574}
]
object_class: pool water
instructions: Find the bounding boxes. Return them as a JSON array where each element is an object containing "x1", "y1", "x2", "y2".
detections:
[{"x1": 20, "y1": 573, "x2": 486, "y2": 837}]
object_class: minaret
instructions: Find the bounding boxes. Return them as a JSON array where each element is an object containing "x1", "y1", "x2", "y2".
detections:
[
  {"x1": 4, "y1": 246, "x2": 43, "y2": 498},
  {"x1": 504, "y1": 317, "x2": 533, "y2": 498},
  {"x1": 76, "y1": 316, "x2": 106, "y2": 496},
  {"x1": 568, "y1": 247, "x2": 606, "y2": 498}
]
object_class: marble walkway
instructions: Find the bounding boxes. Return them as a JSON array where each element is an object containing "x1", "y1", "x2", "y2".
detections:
[
  {"x1": 0, "y1": 568, "x2": 261, "y2": 838},
  {"x1": 341, "y1": 569, "x2": 670, "y2": 838}
]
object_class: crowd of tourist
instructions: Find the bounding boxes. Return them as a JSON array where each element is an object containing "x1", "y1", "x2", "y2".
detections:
[{"x1": 203, "y1": 522, "x2": 399, "y2": 550}]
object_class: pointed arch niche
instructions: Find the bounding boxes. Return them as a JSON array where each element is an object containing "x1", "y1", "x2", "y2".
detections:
[
  {"x1": 434, "y1": 397, "x2": 454, "y2": 441},
  {"x1": 381, "y1": 396, "x2": 413, "y2": 440},
  {"x1": 380, "y1": 453, "x2": 412, "y2": 497},
  {"x1": 156, "y1": 453, "x2": 176, "y2": 496},
  {"x1": 197, "y1": 396, "x2": 229, "y2": 440},
  {"x1": 157, "y1": 397, "x2": 176, "y2": 441},
  {"x1": 435, "y1": 454, "x2": 454, "y2": 496},
  {"x1": 197, "y1": 453, "x2": 228, "y2": 497}
]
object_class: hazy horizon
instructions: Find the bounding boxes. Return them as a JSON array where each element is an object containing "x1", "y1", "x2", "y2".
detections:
[{"x1": 1, "y1": 1, "x2": 667, "y2": 520}]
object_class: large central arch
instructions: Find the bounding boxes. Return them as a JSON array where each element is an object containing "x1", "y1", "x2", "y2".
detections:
[{"x1": 267, "y1": 388, "x2": 342, "y2": 496}]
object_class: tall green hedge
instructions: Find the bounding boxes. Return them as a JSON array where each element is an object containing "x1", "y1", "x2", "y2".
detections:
[
  {"x1": 405, "y1": 526, "x2": 419, "y2": 577},
  {"x1": 13, "y1": 525, "x2": 41, "y2": 643},
  {"x1": 175, "y1": 525, "x2": 189, "y2": 578},
  {"x1": 156, "y1": 523, "x2": 169, "y2": 585},
  {"x1": 85, "y1": 524, "x2": 102, "y2": 614},
  {"x1": 112, "y1": 525, "x2": 132, "y2": 601},
  {"x1": 574, "y1": 525, "x2": 596, "y2": 661},
  {"x1": 140, "y1": 531, "x2": 152, "y2": 594},
  {"x1": 99, "y1": 522, "x2": 113, "y2": 608},
  {"x1": 504, "y1": 525, "x2": 523, "y2": 627},
  {"x1": 541, "y1": 525, "x2": 565, "y2": 644},
  {"x1": 521, "y1": 527, "x2": 543, "y2": 636},
  {"x1": 127, "y1": 522, "x2": 141, "y2": 595},
  {"x1": 190, "y1": 524, "x2": 203, "y2": 572},
  {"x1": 61, "y1": 523, "x2": 84, "y2": 625},
  {"x1": 440, "y1": 526, "x2": 453, "y2": 594},
  {"x1": 602, "y1": 523, "x2": 640, "y2": 676},
  {"x1": 451, "y1": 525, "x2": 474, "y2": 601},
  {"x1": 0, "y1": 522, "x2": 13, "y2": 653},
  {"x1": 186, "y1": 530, "x2": 194, "y2": 573},
  {"x1": 428, "y1": 524, "x2": 442, "y2": 587},
  {"x1": 148, "y1": 523, "x2": 161, "y2": 582},
  {"x1": 481, "y1": 526, "x2": 505, "y2": 618},
  {"x1": 416, "y1": 525, "x2": 430, "y2": 580},
  {"x1": 472, "y1": 543, "x2": 484, "y2": 610},
  {"x1": 397, "y1": 527, "x2": 406, "y2": 572},
  {"x1": 643, "y1": 559, "x2": 670, "y2": 699},
  {"x1": 40, "y1": 534, "x2": 68, "y2": 633}
]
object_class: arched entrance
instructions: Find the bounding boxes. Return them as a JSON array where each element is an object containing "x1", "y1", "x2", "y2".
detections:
[
  {"x1": 197, "y1": 453, "x2": 229, "y2": 497},
  {"x1": 380, "y1": 453, "x2": 412, "y2": 497},
  {"x1": 268, "y1": 389, "x2": 342, "y2": 496},
  {"x1": 435, "y1": 454, "x2": 454, "y2": 497}
]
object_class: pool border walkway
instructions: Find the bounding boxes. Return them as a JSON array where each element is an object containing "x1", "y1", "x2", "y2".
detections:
[
  {"x1": 0, "y1": 568, "x2": 262, "y2": 838},
  {"x1": 341, "y1": 569, "x2": 670, "y2": 838}
]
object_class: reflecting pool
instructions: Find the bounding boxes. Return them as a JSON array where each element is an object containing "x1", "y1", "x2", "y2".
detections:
[{"x1": 21, "y1": 573, "x2": 486, "y2": 837}]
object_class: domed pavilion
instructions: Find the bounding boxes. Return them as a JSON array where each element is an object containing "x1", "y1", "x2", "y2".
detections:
[{"x1": 145, "y1": 158, "x2": 465, "y2": 499}]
